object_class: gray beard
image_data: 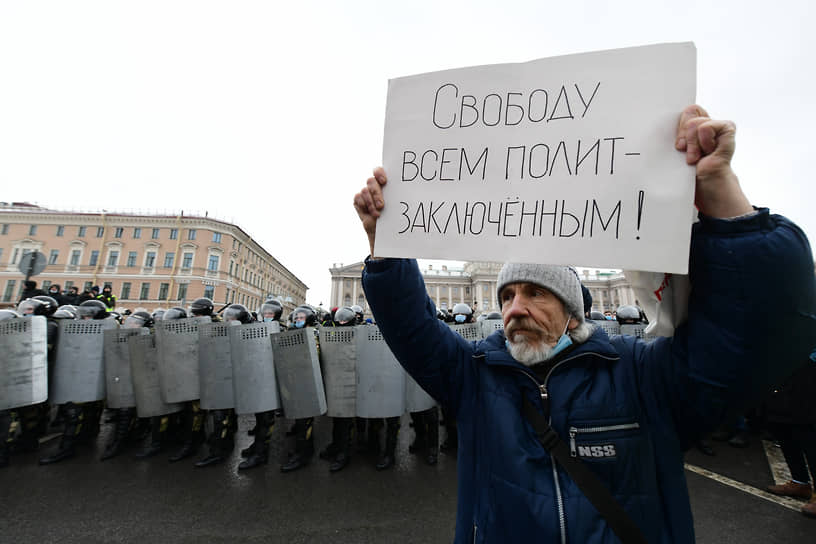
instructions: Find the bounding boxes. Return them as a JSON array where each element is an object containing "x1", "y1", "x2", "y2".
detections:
[{"x1": 507, "y1": 335, "x2": 555, "y2": 366}]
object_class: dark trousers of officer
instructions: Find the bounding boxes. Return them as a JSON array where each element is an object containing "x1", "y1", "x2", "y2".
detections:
[
  {"x1": 410, "y1": 406, "x2": 439, "y2": 464},
  {"x1": 169, "y1": 400, "x2": 205, "y2": 462},
  {"x1": 768, "y1": 422, "x2": 816, "y2": 484}
]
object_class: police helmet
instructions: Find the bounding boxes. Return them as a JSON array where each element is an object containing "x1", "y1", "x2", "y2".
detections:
[
  {"x1": 223, "y1": 304, "x2": 252, "y2": 324},
  {"x1": 486, "y1": 312, "x2": 502, "y2": 320},
  {"x1": 0, "y1": 309, "x2": 21, "y2": 321},
  {"x1": 17, "y1": 298, "x2": 49, "y2": 316},
  {"x1": 260, "y1": 301, "x2": 283, "y2": 321},
  {"x1": 77, "y1": 299, "x2": 109, "y2": 320},
  {"x1": 616, "y1": 305, "x2": 641, "y2": 324},
  {"x1": 590, "y1": 311, "x2": 606, "y2": 321},
  {"x1": 31, "y1": 296, "x2": 59, "y2": 317},
  {"x1": 292, "y1": 305, "x2": 317, "y2": 327},
  {"x1": 190, "y1": 297, "x2": 214, "y2": 317},
  {"x1": 109, "y1": 311, "x2": 122, "y2": 323},
  {"x1": 476, "y1": 314, "x2": 487, "y2": 322},
  {"x1": 163, "y1": 307, "x2": 187, "y2": 320},
  {"x1": 152, "y1": 308, "x2": 166, "y2": 321},
  {"x1": 350, "y1": 304, "x2": 364, "y2": 323},
  {"x1": 124, "y1": 311, "x2": 153, "y2": 329},
  {"x1": 53, "y1": 307, "x2": 78, "y2": 320},
  {"x1": 452, "y1": 303, "x2": 472, "y2": 316},
  {"x1": 334, "y1": 306, "x2": 356, "y2": 326}
]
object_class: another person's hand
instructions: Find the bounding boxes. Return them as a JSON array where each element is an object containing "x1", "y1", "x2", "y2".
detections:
[
  {"x1": 353, "y1": 167, "x2": 388, "y2": 257},
  {"x1": 675, "y1": 104, "x2": 753, "y2": 218}
]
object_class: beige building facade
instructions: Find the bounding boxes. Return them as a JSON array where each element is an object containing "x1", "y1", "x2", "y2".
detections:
[
  {"x1": 329, "y1": 260, "x2": 638, "y2": 317},
  {"x1": 0, "y1": 203, "x2": 307, "y2": 313}
]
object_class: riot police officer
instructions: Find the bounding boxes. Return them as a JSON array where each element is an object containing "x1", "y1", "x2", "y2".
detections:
[
  {"x1": 438, "y1": 303, "x2": 475, "y2": 456},
  {"x1": 238, "y1": 299, "x2": 283, "y2": 470},
  {"x1": 616, "y1": 305, "x2": 642, "y2": 325},
  {"x1": 0, "y1": 310, "x2": 23, "y2": 467},
  {"x1": 39, "y1": 299, "x2": 109, "y2": 464},
  {"x1": 280, "y1": 305, "x2": 318, "y2": 472},
  {"x1": 318, "y1": 306, "x2": 357, "y2": 472},
  {"x1": 193, "y1": 300, "x2": 239, "y2": 468}
]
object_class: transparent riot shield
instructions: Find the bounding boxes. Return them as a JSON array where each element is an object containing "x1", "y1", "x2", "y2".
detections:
[
  {"x1": 229, "y1": 322, "x2": 280, "y2": 415},
  {"x1": 270, "y1": 327, "x2": 326, "y2": 419},
  {"x1": 0, "y1": 316, "x2": 48, "y2": 410},
  {"x1": 318, "y1": 326, "x2": 357, "y2": 418},
  {"x1": 52, "y1": 319, "x2": 118, "y2": 404},
  {"x1": 620, "y1": 323, "x2": 650, "y2": 340},
  {"x1": 104, "y1": 327, "x2": 149, "y2": 409},
  {"x1": 128, "y1": 334, "x2": 182, "y2": 418},
  {"x1": 198, "y1": 322, "x2": 234, "y2": 410},
  {"x1": 355, "y1": 325, "x2": 406, "y2": 418},
  {"x1": 154, "y1": 317, "x2": 205, "y2": 403}
]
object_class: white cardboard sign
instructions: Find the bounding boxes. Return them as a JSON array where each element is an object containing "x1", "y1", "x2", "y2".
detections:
[{"x1": 377, "y1": 43, "x2": 697, "y2": 273}]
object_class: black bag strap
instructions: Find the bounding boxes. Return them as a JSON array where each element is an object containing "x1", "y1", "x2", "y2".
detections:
[{"x1": 522, "y1": 395, "x2": 648, "y2": 544}]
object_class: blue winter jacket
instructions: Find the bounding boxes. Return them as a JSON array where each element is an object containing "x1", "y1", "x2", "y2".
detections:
[{"x1": 362, "y1": 209, "x2": 816, "y2": 543}]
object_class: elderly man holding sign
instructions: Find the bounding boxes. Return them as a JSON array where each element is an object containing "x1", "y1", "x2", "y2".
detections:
[{"x1": 354, "y1": 46, "x2": 816, "y2": 544}]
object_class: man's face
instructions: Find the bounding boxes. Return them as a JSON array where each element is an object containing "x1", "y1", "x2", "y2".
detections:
[
  {"x1": 295, "y1": 312, "x2": 307, "y2": 325},
  {"x1": 500, "y1": 282, "x2": 572, "y2": 349}
]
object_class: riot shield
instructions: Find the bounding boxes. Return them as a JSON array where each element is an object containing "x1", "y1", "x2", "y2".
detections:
[
  {"x1": 104, "y1": 328, "x2": 149, "y2": 409},
  {"x1": 229, "y1": 322, "x2": 280, "y2": 415},
  {"x1": 198, "y1": 322, "x2": 234, "y2": 410},
  {"x1": 270, "y1": 327, "x2": 326, "y2": 419},
  {"x1": 480, "y1": 318, "x2": 505, "y2": 339},
  {"x1": 0, "y1": 316, "x2": 48, "y2": 410},
  {"x1": 51, "y1": 319, "x2": 117, "y2": 404},
  {"x1": 355, "y1": 325, "x2": 406, "y2": 418},
  {"x1": 449, "y1": 323, "x2": 484, "y2": 342},
  {"x1": 405, "y1": 374, "x2": 435, "y2": 412},
  {"x1": 621, "y1": 323, "x2": 650, "y2": 340},
  {"x1": 318, "y1": 326, "x2": 356, "y2": 418},
  {"x1": 128, "y1": 334, "x2": 182, "y2": 418},
  {"x1": 592, "y1": 319, "x2": 621, "y2": 336},
  {"x1": 154, "y1": 317, "x2": 205, "y2": 403}
]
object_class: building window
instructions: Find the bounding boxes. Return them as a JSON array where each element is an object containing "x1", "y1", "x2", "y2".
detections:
[
  {"x1": 78, "y1": 226, "x2": 86, "y2": 237},
  {"x1": 212, "y1": 232, "x2": 222, "y2": 243},
  {"x1": 127, "y1": 251, "x2": 137, "y2": 267},
  {"x1": 96, "y1": 227, "x2": 104, "y2": 238},
  {"x1": 49, "y1": 250, "x2": 59, "y2": 265},
  {"x1": 145, "y1": 251, "x2": 156, "y2": 268},
  {"x1": 0, "y1": 248, "x2": 3, "y2": 263},
  {"x1": 177, "y1": 284, "x2": 188, "y2": 301},
  {"x1": 121, "y1": 282, "x2": 131, "y2": 299},
  {"x1": 163, "y1": 252, "x2": 174, "y2": 268},
  {"x1": 64, "y1": 280, "x2": 74, "y2": 290},
  {"x1": 169, "y1": 228, "x2": 178, "y2": 240},
  {"x1": 133, "y1": 227, "x2": 141, "y2": 239},
  {"x1": 29, "y1": 225, "x2": 37, "y2": 236},
  {"x1": 108, "y1": 251, "x2": 119, "y2": 267},
  {"x1": 203, "y1": 285, "x2": 215, "y2": 300},
  {"x1": 229, "y1": 261, "x2": 233, "y2": 276},
  {"x1": 104, "y1": 281, "x2": 112, "y2": 290},
  {"x1": 225, "y1": 288, "x2": 230, "y2": 304},
  {"x1": 151, "y1": 228, "x2": 160, "y2": 239},
  {"x1": 114, "y1": 227, "x2": 123, "y2": 238},
  {"x1": 344, "y1": 294, "x2": 351, "y2": 306},
  {"x1": 89, "y1": 250, "x2": 99, "y2": 266},
  {"x1": 3, "y1": 280, "x2": 17, "y2": 302},
  {"x1": 182, "y1": 252, "x2": 193, "y2": 269},
  {"x1": 1, "y1": 224, "x2": 8, "y2": 235},
  {"x1": 42, "y1": 280, "x2": 52, "y2": 290},
  {"x1": 158, "y1": 283, "x2": 169, "y2": 300},
  {"x1": 208, "y1": 255, "x2": 219, "y2": 271},
  {"x1": 70, "y1": 250, "x2": 81, "y2": 266},
  {"x1": 56, "y1": 225, "x2": 65, "y2": 237},
  {"x1": 187, "y1": 229, "x2": 196, "y2": 240},
  {"x1": 139, "y1": 283, "x2": 150, "y2": 300},
  {"x1": 11, "y1": 248, "x2": 19, "y2": 264},
  {"x1": 83, "y1": 281, "x2": 93, "y2": 292}
]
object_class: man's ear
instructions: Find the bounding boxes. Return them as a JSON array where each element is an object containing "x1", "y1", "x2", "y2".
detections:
[{"x1": 567, "y1": 316, "x2": 580, "y2": 331}]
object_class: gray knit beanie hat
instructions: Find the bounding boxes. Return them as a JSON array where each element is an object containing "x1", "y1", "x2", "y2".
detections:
[{"x1": 496, "y1": 263, "x2": 585, "y2": 322}]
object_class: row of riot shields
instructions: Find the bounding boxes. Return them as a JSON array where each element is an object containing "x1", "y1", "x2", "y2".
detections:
[{"x1": 589, "y1": 320, "x2": 652, "y2": 339}]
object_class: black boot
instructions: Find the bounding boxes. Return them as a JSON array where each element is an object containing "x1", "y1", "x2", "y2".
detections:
[
  {"x1": 101, "y1": 408, "x2": 135, "y2": 461},
  {"x1": 376, "y1": 418, "x2": 400, "y2": 470},
  {"x1": 425, "y1": 407, "x2": 439, "y2": 466},
  {"x1": 409, "y1": 411, "x2": 428, "y2": 454},
  {"x1": 0, "y1": 410, "x2": 12, "y2": 468},
  {"x1": 135, "y1": 416, "x2": 168, "y2": 458},
  {"x1": 195, "y1": 409, "x2": 235, "y2": 467},
  {"x1": 328, "y1": 417, "x2": 353, "y2": 472},
  {"x1": 239, "y1": 411, "x2": 274, "y2": 470},
  {"x1": 169, "y1": 402, "x2": 205, "y2": 462},
  {"x1": 281, "y1": 418, "x2": 314, "y2": 473},
  {"x1": 39, "y1": 403, "x2": 82, "y2": 465}
]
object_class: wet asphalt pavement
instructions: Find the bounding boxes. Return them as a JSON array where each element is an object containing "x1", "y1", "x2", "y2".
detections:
[{"x1": 1, "y1": 416, "x2": 813, "y2": 543}]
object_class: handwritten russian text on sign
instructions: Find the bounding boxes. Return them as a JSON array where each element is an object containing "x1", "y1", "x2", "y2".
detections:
[{"x1": 377, "y1": 43, "x2": 696, "y2": 273}]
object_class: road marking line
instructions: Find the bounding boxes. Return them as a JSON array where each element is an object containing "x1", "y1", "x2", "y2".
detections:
[
  {"x1": 762, "y1": 439, "x2": 793, "y2": 485},
  {"x1": 684, "y1": 463, "x2": 803, "y2": 513}
]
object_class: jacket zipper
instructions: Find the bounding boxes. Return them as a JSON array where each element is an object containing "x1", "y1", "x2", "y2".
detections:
[
  {"x1": 510, "y1": 351, "x2": 620, "y2": 544},
  {"x1": 472, "y1": 523, "x2": 477, "y2": 543},
  {"x1": 568, "y1": 423, "x2": 641, "y2": 457}
]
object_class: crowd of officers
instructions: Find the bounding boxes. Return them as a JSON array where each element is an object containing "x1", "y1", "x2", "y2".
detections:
[{"x1": 1, "y1": 284, "x2": 652, "y2": 476}]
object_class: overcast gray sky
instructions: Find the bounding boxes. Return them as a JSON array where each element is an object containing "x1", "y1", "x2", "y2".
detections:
[{"x1": 1, "y1": 1, "x2": 813, "y2": 306}]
